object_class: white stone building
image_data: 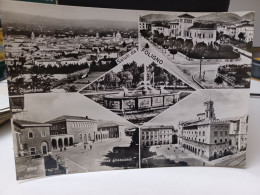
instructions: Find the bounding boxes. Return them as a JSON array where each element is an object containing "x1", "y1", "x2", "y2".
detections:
[
  {"x1": 151, "y1": 25, "x2": 170, "y2": 37},
  {"x1": 139, "y1": 21, "x2": 151, "y2": 30},
  {"x1": 179, "y1": 98, "x2": 231, "y2": 160},
  {"x1": 141, "y1": 125, "x2": 178, "y2": 146},
  {"x1": 235, "y1": 20, "x2": 254, "y2": 43},
  {"x1": 188, "y1": 27, "x2": 217, "y2": 46}
]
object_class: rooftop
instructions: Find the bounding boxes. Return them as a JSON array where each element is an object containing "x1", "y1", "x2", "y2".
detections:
[
  {"x1": 97, "y1": 121, "x2": 120, "y2": 128},
  {"x1": 142, "y1": 125, "x2": 175, "y2": 130},
  {"x1": 178, "y1": 14, "x2": 195, "y2": 19},
  {"x1": 14, "y1": 119, "x2": 51, "y2": 129},
  {"x1": 47, "y1": 115, "x2": 97, "y2": 123}
]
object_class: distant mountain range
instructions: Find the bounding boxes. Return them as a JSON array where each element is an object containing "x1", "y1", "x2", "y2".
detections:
[
  {"x1": 141, "y1": 12, "x2": 255, "y2": 24},
  {"x1": 140, "y1": 14, "x2": 178, "y2": 22},
  {"x1": 195, "y1": 13, "x2": 242, "y2": 23},
  {"x1": 241, "y1": 11, "x2": 255, "y2": 22},
  {"x1": 1, "y1": 10, "x2": 137, "y2": 30}
]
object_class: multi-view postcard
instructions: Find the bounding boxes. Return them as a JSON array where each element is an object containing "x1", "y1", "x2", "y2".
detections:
[{"x1": 0, "y1": 0, "x2": 255, "y2": 180}]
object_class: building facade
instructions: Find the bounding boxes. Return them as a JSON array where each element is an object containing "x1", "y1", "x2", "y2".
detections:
[
  {"x1": 47, "y1": 115, "x2": 98, "y2": 149},
  {"x1": 139, "y1": 21, "x2": 151, "y2": 30},
  {"x1": 13, "y1": 115, "x2": 126, "y2": 154},
  {"x1": 227, "y1": 114, "x2": 248, "y2": 152},
  {"x1": 188, "y1": 27, "x2": 217, "y2": 46},
  {"x1": 176, "y1": 14, "x2": 195, "y2": 37},
  {"x1": 13, "y1": 119, "x2": 52, "y2": 157},
  {"x1": 151, "y1": 25, "x2": 170, "y2": 37},
  {"x1": 235, "y1": 20, "x2": 254, "y2": 43},
  {"x1": 97, "y1": 121, "x2": 125, "y2": 139},
  {"x1": 141, "y1": 125, "x2": 177, "y2": 146},
  {"x1": 179, "y1": 99, "x2": 231, "y2": 160}
]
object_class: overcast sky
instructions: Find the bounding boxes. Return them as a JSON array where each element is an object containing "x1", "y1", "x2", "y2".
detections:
[
  {"x1": 13, "y1": 92, "x2": 136, "y2": 128},
  {"x1": 145, "y1": 89, "x2": 250, "y2": 128},
  {"x1": 0, "y1": 0, "x2": 138, "y2": 22}
]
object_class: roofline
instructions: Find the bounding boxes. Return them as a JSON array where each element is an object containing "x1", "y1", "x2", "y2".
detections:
[
  {"x1": 178, "y1": 14, "x2": 195, "y2": 19},
  {"x1": 189, "y1": 27, "x2": 217, "y2": 30},
  {"x1": 48, "y1": 118, "x2": 98, "y2": 124},
  {"x1": 13, "y1": 120, "x2": 52, "y2": 129}
]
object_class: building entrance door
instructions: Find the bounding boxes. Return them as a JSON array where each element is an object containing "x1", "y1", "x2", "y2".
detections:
[{"x1": 41, "y1": 142, "x2": 48, "y2": 155}]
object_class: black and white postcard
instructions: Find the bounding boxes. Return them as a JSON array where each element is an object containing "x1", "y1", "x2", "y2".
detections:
[{"x1": 0, "y1": 0, "x2": 255, "y2": 180}]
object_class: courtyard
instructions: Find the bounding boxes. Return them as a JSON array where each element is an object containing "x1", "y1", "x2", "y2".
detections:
[
  {"x1": 52, "y1": 136, "x2": 134, "y2": 173},
  {"x1": 142, "y1": 144, "x2": 246, "y2": 168}
]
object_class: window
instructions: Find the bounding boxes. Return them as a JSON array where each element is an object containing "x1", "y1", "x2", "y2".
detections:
[
  {"x1": 220, "y1": 139, "x2": 222, "y2": 143},
  {"x1": 220, "y1": 131, "x2": 223, "y2": 136},
  {"x1": 215, "y1": 140, "x2": 217, "y2": 144},
  {"x1": 28, "y1": 132, "x2": 34, "y2": 139},
  {"x1": 30, "y1": 147, "x2": 36, "y2": 155},
  {"x1": 203, "y1": 131, "x2": 205, "y2": 136},
  {"x1": 225, "y1": 131, "x2": 228, "y2": 136},
  {"x1": 214, "y1": 131, "x2": 218, "y2": 136},
  {"x1": 23, "y1": 144, "x2": 28, "y2": 150},
  {"x1": 41, "y1": 131, "x2": 46, "y2": 137}
]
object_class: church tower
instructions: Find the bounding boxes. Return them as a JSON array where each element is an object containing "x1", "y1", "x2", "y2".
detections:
[
  {"x1": 31, "y1": 32, "x2": 35, "y2": 40},
  {"x1": 96, "y1": 31, "x2": 100, "y2": 38},
  {"x1": 204, "y1": 97, "x2": 216, "y2": 120}
]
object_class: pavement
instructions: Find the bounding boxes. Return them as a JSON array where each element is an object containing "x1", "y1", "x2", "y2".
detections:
[
  {"x1": 140, "y1": 37, "x2": 203, "y2": 90},
  {"x1": 52, "y1": 136, "x2": 132, "y2": 173},
  {"x1": 140, "y1": 37, "x2": 252, "y2": 90},
  {"x1": 146, "y1": 144, "x2": 246, "y2": 167}
]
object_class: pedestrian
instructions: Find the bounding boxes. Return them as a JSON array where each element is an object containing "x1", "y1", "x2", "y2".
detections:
[
  {"x1": 90, "y1": 145, "x2": 92, "y2": 150},
  {"x1": 64, "y1": 147, "x2": 66, "y2": 151},
  {"x1": 84, "y1": 144, "x2": 86, "y2": 149}
]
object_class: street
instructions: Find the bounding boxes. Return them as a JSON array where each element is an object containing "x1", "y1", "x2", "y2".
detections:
[
  {"x1": 52, "y1": 136, "x2": 132, "y2": 173},
  {"x1": 140, "y1": 37, "x2": 252, "y2": 89}
]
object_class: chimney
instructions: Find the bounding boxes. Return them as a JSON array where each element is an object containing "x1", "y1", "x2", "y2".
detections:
[{"x1": 85, "y1": 116, "x2": 88, "y2": 119}]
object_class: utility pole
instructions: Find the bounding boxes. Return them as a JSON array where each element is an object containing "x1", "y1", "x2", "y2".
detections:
[{"x1": 199, "y1": 56, "x2": 204, "y2": 79}]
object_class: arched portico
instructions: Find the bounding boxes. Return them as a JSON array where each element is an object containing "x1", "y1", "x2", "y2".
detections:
[{"x1": 52, "y1": 139, "x2": 57, "y2": 149}]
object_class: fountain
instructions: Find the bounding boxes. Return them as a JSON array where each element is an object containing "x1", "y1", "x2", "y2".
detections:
[{"x1": 103, "y1": 63, "x2": 180, "y2": 115}]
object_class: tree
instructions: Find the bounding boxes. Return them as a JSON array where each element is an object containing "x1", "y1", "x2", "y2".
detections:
[
  {"x1": 118, "y1": 71, "x2": 133, "y2": 88},
  {"x1": 129, "y1": 128, "x2": 139, "y2": 151},
  {"x1": 140, "y1": 29, "x2": 152, "y2": 38},
  {"x1": 214, "y1": 76, "x2": 223, "y2": 85},
  {"x1": 153, "y1": 30, "x2": 160, "y2": 38},
  {"x1": 238, "y1": 32, "x2": 245, "y2": 41},
  {"x1": 184, "y1": 39, "x2": 194, "y2": 50},
  {"x1": 145, "y1": 43, "x2": 149, "y2": 48},
  {"x1": 169, "y1": 49, "x2": 177, "y2": 59},
  {"x1": 65, "y1": 85, "x2": 77, "y2": 92},
  {"x1": 90, "y1": 61, "x2": 98, "y2": 72},
  {"x1": 122, "y1": 41, "x2": 127, "y2": 48},
  {"x1": 157, "y1": 38, "x2": 164, "y2": 46},
  {"x1": 194, "y1": 42, "x2": 208, "y2": 53},
  {"x1": 175, "y1": 38, "x2": 184, "y2": 48}
]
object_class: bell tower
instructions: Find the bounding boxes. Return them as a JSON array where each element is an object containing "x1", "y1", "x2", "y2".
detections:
[{"x1": 204, "y1": 97, "x2": 215, "y2": 120}]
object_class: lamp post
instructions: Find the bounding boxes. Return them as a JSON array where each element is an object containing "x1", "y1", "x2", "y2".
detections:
[{"x1": 199, "y1": 56, "x2": 204, "y2": 79}]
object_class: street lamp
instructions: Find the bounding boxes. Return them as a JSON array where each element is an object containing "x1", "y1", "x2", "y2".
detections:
[{"x1": 199, "y1": 56, "x2": 205, "y2": 79}]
